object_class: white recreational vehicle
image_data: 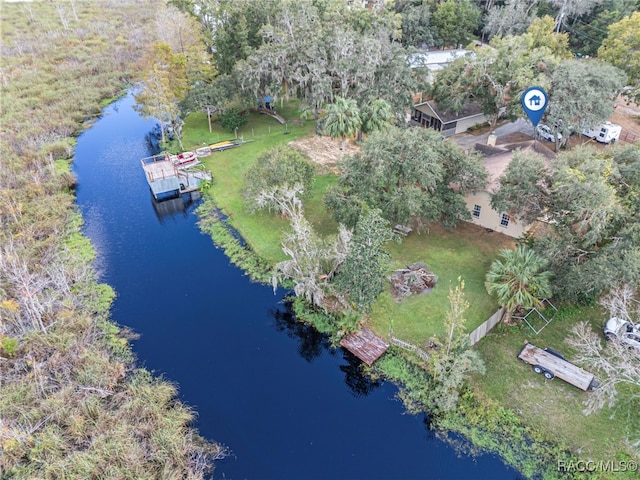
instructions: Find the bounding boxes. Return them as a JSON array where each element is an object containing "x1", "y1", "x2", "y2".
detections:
[{"x1": 582, "y1": 122, "x2": 622, "y2": 144}]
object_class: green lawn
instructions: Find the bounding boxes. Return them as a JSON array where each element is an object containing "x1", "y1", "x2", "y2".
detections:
[
  {"x1": 369, "y1": 222, "x2": 514, "y2": 342},
  {"x1": 184, "y1": 104, "x2": 637, "y2": 471},
  {"x1": 473, "y1": 304, "x2": 639, "y2": 469}
]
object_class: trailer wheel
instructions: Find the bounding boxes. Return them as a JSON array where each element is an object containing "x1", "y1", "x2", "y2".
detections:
[
  {"x1": 544, "y1": 371, "x2": 555, "y2": 380},
  {"x1": 533, "y1": 366, "x2": 543, "y2": 374}
]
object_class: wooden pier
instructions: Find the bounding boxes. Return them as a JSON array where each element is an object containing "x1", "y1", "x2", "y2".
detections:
[
  {"x1": 141, "y1": 153, "x2": 211, "y2": 200},
  {"x1": 340, "y1": 327, "x2": 389, "y2": 365}
]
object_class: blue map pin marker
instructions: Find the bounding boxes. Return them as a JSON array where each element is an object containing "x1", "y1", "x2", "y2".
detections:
[{"x1": 521, "y1": 86, "x2": 548, "y2": 127}]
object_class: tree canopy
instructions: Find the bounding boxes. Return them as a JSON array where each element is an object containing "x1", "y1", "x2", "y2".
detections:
[
  {"x1": 430, "y1": 18, "x2": 567, "y2": 127},
  {"x1": 325, "y1": 127, "x2": 487, "y2": 229},
  {"x1": 492, "y1": 145, "x2": 640, "y2": 302},
  {"x1": 546, "y1": 58, "x2": 626, "y2": 148},
  {"x1": 598, "y1": 11, "x2": 640, "y2": 103},
  {"x1": 243, "y1": 146, "x2": 315, "y2": 212},
  {"x1": 485, "y1": 245, "x2": 553, "y2": 314}
]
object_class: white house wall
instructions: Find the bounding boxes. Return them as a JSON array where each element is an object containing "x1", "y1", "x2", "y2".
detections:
[
  {"x1": 464, "y1": 191, "x2": 528, "y2": 238},
  {"x1": 455, "y1": 114, "x2": 488, "y2": 134}
]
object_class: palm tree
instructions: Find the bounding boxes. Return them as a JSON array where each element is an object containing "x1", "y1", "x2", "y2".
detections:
[
  {"x1": 323, "y1": 96, "x2": 361, "y2": 155},
  {"x1": 358, "y1": 98, "x2": 394, "y2": 142},
  {"x1": 485, "y1": 246, "x2": 553, "y2": 320}
]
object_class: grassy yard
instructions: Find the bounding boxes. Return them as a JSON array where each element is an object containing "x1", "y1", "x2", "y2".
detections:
[
  {"x1": 183, "y1": 105, "x2": 637, "y2": 473},
  {"x1": 473, "y1": 305, "x2": 639, "y2": 467},
  {"x1": 370, "y1": 222, "x2": 514, "y2": 342}
]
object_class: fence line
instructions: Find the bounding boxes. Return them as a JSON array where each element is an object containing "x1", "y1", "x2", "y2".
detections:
[
  {"x1": 469, "y1": 308, "x2": 504, "y2": 346},
  {"x1": 389, "y1": 336, "x2": 430, "y2": 362}
]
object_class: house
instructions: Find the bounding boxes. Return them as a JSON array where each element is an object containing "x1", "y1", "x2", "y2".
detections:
[
  {"x1": 463, "y1": 138, "x2": 555, "y2": 238},
  {"x1": 408, "y1": 49, "x2": 473, "y2": 104},
  {"x1": 407, "y1": 49, "x2": 473, "y2": 85},
  {"x1": 412, "y1": 100, "x2": 488, "y2": 137}
]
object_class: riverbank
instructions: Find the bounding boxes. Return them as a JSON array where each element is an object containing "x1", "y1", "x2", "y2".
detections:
[
  {"x1": 0, "y1": 2, "x2": 223, "y2": 477},
  {"x1": 189, "y1": 107, "x2": 637, "y2": 479}
]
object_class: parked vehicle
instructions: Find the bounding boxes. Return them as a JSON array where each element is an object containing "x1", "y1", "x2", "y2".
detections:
[
  {"x1": 517, "y1": 343, "x2": 598, "y2": 391},
  {"x1": 582, "y1": 122, "x2": 622, "y2": 144},
  {"x1": 536, "y1": 124, "x2": 562, "y2": 142},
  {"x1": 604, "y1": 317, "x2": 640, "y2": 350}
]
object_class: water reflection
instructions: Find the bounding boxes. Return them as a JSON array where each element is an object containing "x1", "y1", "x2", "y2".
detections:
[
  {"x1": 271, "y1": 302, "x2": 383, "y2": 398},
  {"x1": 339, "y1": 350, "x2": 383, "y2": 398},
  {"x1": 271, "y1": 304, "x2": 333, "y2": 363},
  {"x1": 151, "y1": 191, "x2": 200, "y2": 224}
]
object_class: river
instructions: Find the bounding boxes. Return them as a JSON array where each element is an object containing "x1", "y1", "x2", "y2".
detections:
[{"x1": 73, "y1": 92, "x2": 522, "y2": 479}]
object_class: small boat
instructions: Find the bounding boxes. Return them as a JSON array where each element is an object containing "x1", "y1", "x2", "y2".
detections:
[
  {"x1": 195, "y1": 146, "x2": 212, "y2": 157},
  {"x1": 208, "y1": 140, "x2": 235, "y2": 152},
  {"x1": 171, "y1": 151, "x2": 197, "y2": 166}
]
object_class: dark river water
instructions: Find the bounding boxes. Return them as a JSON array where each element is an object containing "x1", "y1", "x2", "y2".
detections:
[{"x1": 73, "y1": 93, "x2": 522, "y2": 480}]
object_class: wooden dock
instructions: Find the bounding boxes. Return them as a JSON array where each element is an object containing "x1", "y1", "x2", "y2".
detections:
[
  {"x1": 141, "y1": 153, "x2": 211, "y2": 200},
  {"x1": 340, "y1": 327, "x2": 389, "y2": 365}
]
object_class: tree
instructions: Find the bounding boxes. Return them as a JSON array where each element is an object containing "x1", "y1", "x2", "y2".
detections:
[
  {"x1": 567, "y1": 1, "x2": 638, "y2": 57},
  {"x1": 233, "y1": 1, "x2": 418, "y2": 126},
  {"x1": 598, "y1": 283, "x2": 640, "y2": 325},
  {"x1": 433, "y1": 0, "x2": 481, "y2": 48},
  {"x1": 483, "y1": 0, "x2": 539, "y2": 39},
  {"x1": 490, "y1": 150, "x2": 550, "y2": 225},
  {"x1": 218, "y1": 107, "x2": 248, "y2": 133},
  {"x1": 134, "y1": 42, "x2": 188, "y2": 147},
  {"x1": 548, "y1": 0, "x2": 604, "y2": 32},
  {"x1": 243, "y1": 146, "x2": 315, "y2": 212},
  {"x1": 598, "y1": 11, "x2": 640, "y2": 103},
  {"x1": 334, "y1": 208, "x2": 394, "y2": 312},
  {"x1": 358, "y1": 98, "x2": 394, "y2": 142},
  {"x1": 429, "y1": 279, "x2": 485, "y2": 413},
  {"x1": 323, "y1": 96, "x2": 362, "y2": 154},
  {"x1": 210, "y1": 0, "x2": 280, "y2": 75},
  {"x1": 546, "y1": 58, "x2": 626, "y2": 149},
  {"x1": 430, "y1": 22, "x2": 563, "y2": 127},
  {"x1": 325, "y1": 126, "x2": 487, "y2": 229},
  {"x1": 396, "y1": 0, "x2": 437, "y2": 48},
  {"x1": 260, "y1": 184, "x2": 352, "y2": 310},
  {"x1": 492, "y1": 145, "x2": 640, "y2": 303},
  {"x1": 485, "y1": 246, "x2": 553, "y2": 317},
  {"x1": 566, "y1": 321, "x2": 640, "y2": 419}
]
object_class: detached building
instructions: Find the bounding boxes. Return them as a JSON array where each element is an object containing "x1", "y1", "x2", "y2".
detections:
[{"x1": 412, "y1": 100, "x2": 488, "y2": 137}]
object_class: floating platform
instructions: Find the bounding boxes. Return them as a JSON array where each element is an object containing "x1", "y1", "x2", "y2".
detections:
[
  {"x1": 340, "y1": 327, "x2": 389, "y2": 366},
  {"x1": 141, "y1": 153, "x2": 211, "y2": 200}
]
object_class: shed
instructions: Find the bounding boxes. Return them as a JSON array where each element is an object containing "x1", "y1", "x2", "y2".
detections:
[{"x1": 412, "y1": 100, "x2": 487, "y2": 136}]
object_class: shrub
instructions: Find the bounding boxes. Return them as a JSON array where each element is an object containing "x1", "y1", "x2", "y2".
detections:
[
  {"x1": 243, "y1": 145, "x2": 315, "y2": 212},
  {"x1": 219, "y1": 107, "x2": 248, "y2": 132}
]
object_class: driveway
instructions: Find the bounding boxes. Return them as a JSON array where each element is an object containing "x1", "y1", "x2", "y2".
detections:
[{"x1": 449, "y1": 118, "x2": 535, "y2": 150}]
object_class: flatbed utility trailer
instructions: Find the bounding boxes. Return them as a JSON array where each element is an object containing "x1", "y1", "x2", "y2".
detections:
[{"x1": 518, "y1": 343, "x2": 598, "y2": 391}]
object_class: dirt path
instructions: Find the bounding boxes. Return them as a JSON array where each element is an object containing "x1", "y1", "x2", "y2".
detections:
[
  {"x1": 288, "y1": 136, "x2": 360, "y2": 174},
  {"x1": 609, "y1": 95, "x2": 640, "y2": 144}
]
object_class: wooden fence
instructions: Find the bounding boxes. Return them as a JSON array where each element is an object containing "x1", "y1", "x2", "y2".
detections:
[
  {"x1": 469, "y1": 308, "x2": 505, "y2": 346},
  {"x1": 389, "y1": 336, "x2": 430, "y2": 362}
]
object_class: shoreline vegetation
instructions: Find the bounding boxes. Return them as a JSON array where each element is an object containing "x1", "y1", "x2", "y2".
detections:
[
  {"x1": 2, "y1": 1, "x2": 636, "y2": 479},
  {"x1": 190, "y1": 104, "x2": 636, "y2": 478},
  {"x1": 192, "y1": 122, "x2": 581, "y2": 480},
  {"x1": 0, "y1": 2, "x2": 224, "y2": 478}
]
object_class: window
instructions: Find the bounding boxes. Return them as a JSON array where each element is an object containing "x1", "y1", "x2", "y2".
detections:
[
  {"x1": 500, "y1": 213, "x2": 510, "y2": 227},
  {"x1": 472, "y1": 204, "x2": 481, "y2": 218}
]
